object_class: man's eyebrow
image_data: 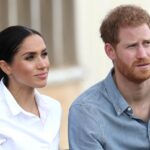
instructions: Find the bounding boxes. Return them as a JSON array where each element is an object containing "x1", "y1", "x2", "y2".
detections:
[{"x1": 143, "y1": 39, "x2": 150, "y2": 41}]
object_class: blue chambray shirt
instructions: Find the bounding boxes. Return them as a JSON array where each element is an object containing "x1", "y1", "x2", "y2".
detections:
[{"x1": 68, "y1": 69, "x2": 150, "y2": 150}]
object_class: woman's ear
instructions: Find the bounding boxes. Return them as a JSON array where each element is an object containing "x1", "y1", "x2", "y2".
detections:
[
  {"x1": 104, "y1": 43, "x2": 116, "y2": 61},
  {"x1": 0, "y1": 60, "x2": 12, "y2": 76}
]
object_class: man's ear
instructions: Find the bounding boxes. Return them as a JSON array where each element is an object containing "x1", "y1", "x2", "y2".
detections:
[
  {"x1": 104, "y1": 43, "x2": 116, "y2": 61},
  {"x1": 0, "y1": 60, "x2": 12, "y2": 76}
]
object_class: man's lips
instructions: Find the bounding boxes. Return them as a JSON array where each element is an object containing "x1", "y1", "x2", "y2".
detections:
[
  {"x1": 135, "y1": 63, "x2": 150, "y2": 69},
  {"x1": 137, "y1": 63, "x2": 148, "y2": 66}
]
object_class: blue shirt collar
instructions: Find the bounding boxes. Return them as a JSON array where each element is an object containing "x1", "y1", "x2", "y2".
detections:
[{"x1": 104, "y1": 69, "x2": 129, "y2": 116}]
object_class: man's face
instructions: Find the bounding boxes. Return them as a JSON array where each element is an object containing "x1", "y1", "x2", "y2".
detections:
[{"x1": 114, "y1": 23, "x2": 150, "y2": 83}]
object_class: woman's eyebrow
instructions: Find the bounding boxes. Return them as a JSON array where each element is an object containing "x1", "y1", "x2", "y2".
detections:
[{"x1": 21, "y1": 48, "x2": 47, "y2": 56}]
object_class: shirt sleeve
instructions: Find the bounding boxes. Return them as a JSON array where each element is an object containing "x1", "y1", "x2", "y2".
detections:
[{"x1": 68, "y1": 104, "x2": 104, "y2": 150}]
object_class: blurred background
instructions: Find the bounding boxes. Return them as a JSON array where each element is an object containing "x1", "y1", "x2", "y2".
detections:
[{"x1": 1, "y1": 0, "x2": 150, "y2": 149}]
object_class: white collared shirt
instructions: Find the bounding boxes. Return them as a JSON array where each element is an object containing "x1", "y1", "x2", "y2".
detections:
[{"x1": 0, "y1": 80, "x2": 62, "y2": 150}]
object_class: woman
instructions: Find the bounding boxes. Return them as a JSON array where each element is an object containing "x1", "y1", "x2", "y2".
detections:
[{"x1": 0, "y1": 25, "x2": 61, "y2": 150}]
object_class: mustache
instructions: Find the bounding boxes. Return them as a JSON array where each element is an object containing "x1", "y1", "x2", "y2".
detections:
[{"x1": 133, "y1": 59, "x2": 150, "y2": 66}]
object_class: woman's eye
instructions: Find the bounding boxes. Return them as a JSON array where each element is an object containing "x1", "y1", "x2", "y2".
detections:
[{"x1": 25, "y1": 55, "x2": 34, "y2": 60}]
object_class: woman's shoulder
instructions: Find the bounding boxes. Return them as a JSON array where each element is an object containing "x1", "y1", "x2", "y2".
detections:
[
  {"x1": 35, "y1": 90, "x2": 61, "y2": 111},
  {"x1": 41, "y1": 94, "x2": 61, "y2": 107}
]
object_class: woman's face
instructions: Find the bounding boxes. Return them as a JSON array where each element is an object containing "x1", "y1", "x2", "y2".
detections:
[{"x1": 7, "y1": 34, "x2": 50, "y2": 89}]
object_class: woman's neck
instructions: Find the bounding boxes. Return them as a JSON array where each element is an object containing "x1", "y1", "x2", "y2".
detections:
[{"x1": 7, "y1": 82, "x2": 40, "y2": 117}]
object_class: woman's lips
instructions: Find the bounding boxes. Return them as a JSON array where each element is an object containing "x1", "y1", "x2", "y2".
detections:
[{"x1": 35, "y1": 72, "x2": 48, "y2": 79}]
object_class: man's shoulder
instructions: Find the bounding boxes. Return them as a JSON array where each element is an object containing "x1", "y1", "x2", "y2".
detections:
[{"x1": 72, "y1": 80, "x2": 106, "y2": 107}]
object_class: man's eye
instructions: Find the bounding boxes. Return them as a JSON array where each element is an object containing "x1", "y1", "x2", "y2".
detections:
[
  {"x1": 42, "y1": 52, "x2": 48, "y2": 57},
  {"x1": 128, "y1": 44, "x2": 136, "y2": 48},
  {"x1": 144, "y1": 41, "x2": 150, "y2": 46}
]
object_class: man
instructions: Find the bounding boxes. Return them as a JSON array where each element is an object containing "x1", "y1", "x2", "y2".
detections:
[{"x1": 68, "y1": 5, "x2": 150, "y2": 150}]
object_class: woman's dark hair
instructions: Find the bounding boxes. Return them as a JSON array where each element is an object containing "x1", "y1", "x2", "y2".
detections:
[{"x1": 0, "y1": 25, "x2": 42, "y2": 85}]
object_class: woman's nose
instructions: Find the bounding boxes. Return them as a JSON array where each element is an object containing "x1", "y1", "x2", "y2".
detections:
[{"x1": 37, "y1": 57, "x2": 49, "y2": 68}]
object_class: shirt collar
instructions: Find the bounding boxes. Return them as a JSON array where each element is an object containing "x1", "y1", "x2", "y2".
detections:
[
  {"x1": 0, "y1": 79, "x2": 50, "y2": 118},
  {"x1": 103, "y1": 69, "x2": 129, "y2": 116},
  {"x1": 0, "y1": 79, "x2": 23, "y2": 116}
]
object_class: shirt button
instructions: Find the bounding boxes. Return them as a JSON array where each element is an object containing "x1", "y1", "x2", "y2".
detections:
[
  {"x1": 127, "y1": 107, "x2": 132, "y2": 111},
  {"x1": 127, "y1": 107, "x2": 133, "y2": 115}
]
